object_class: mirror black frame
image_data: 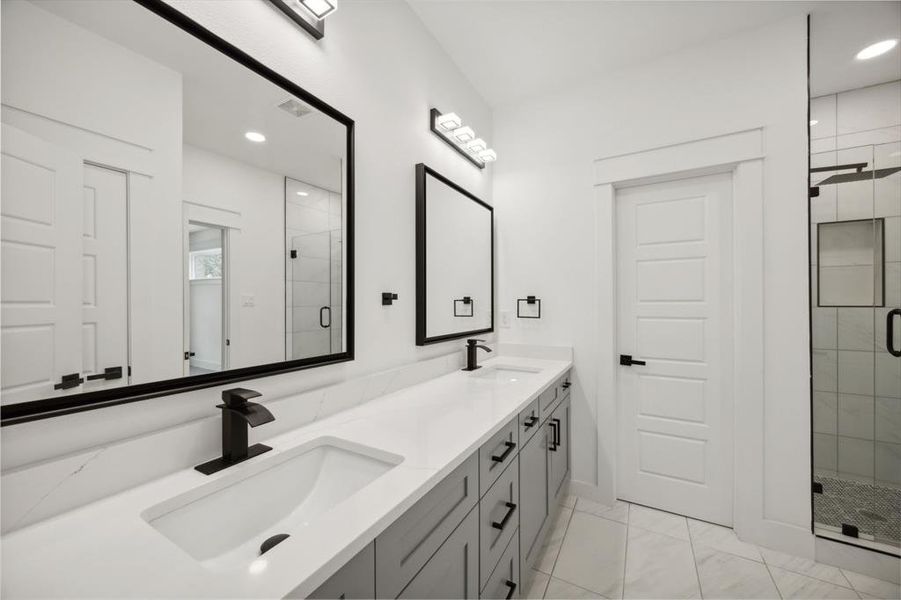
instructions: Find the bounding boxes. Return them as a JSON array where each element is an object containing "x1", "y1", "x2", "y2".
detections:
[
  {"x1": 415, "y1": 163, "x2": 493, "y2": 346},
  {"x1": 0, "y1": 0, "x2": 355, "y2": 426}
]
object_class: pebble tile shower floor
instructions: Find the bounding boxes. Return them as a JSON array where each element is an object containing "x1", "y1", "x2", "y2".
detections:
[
  {"x1": 524, "y1": 494, "x2": 900, "y2": 599},
  {"x1": 813, "y1": 475, "x2": 901, "y2": 547}
]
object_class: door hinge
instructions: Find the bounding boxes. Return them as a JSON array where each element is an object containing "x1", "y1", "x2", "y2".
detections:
[{"x1": 184, "y1": 351, "x2": 196, "y2": 360}]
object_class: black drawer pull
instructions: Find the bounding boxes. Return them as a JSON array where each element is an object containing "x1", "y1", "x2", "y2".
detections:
[
  {"x1": 54, "y1": 373, "x2": 83, "y2": 390},
  {"x1": 492, "y1": 502, "x2": 517, "y2": 530},
  {"x1": 552, "y1": 417, "x2": 561, "y2": 446},
  {"x1": 504, "y1": 580, "x2": 517, "y2": 599},
  {"x1": 86, "y1": 366, "x2": 123, "y2": 381},
  {"x1": 548, "y1": 421, "x2": 559, "y2": 452},
  {"x1": 491, "y1": 441, "x2": 516, "y2": 463},
  {"x1": 562, "y1": 381, "x2": 571, "y2": 389},
  {"x1": 523, "y1": 415, "x2": 538, "y2": 429}
]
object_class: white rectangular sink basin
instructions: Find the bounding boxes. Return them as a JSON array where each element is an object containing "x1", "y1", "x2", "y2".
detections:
[
  {"x1": 472, "y1": 365, "x2": 541, "y2": 383},
  {"x1": 142, "y1": 437, "x2": 402, "y2": 570}
]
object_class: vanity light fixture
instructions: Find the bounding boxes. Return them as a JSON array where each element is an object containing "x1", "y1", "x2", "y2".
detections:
[
  {"x1": 856, "y1": 39, "x2": 897, "y2": 60},
  {"x1": 436, "y1": 112, "x2": 462, "y2": 131},
  {"x1": 268, "y1": 0, "x2": 334, "y2": 40},
  {"x1": 429, "y1": 108, "x2": 496, "y2": 169},
  {"x1": 478, "y1": 149, "x2": 497, "y2": 163},
  {"x1": 466, "y1": 138, "x2": 487, "y2": 153},
  {"x1": 245, "y1": 131, "x2": 266, "y2": 143},
  {"x1": 453, "y1": 126, "x2": 475, "y2": 143}
]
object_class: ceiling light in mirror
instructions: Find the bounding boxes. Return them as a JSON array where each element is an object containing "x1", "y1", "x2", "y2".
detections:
[
  {"x1": 855, "y1": 39, "x2": 897, "y2": 60},
  {"x1": 296, "y1": 191, "x2": 309, "y2": 196},
  {"x1": 436, "y1": 112, "x2": 462, "y2": 131},
  {"x1": 244, "y1": 131, "x2": 267, "y2": 143},
  {"x1": 298, "y1": 0, "x2": 337, "y2": 19},
  {"x1": 810, "y1": 120, "x2": 818, "y2": 126}
]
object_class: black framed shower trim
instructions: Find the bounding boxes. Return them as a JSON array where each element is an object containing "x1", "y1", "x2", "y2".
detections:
[
  {"x1": 415, "y1": 163, "x2": 494, "y2": 345},
  {"x1": 1, "y1": 0, "x2": 356, "y2": 426}
]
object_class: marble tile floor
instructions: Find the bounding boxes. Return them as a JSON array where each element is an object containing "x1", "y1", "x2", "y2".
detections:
[{"x1": 524, "y1": 494, "x2": 901, "y2": 600}]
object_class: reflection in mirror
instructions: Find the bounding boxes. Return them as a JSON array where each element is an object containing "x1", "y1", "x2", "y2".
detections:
[
  {"x1": 0, "y1": 0, "x2": 352, "y2": 414},
  {"x1": 415, "y1": 164, "x2": 493, "y2": 345}
]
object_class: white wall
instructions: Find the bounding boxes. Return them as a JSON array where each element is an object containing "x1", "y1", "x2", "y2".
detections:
[
  {"x1": 1, "y1": 0, "x2": 493, "y2": 474},
  {"x1": 493, "y1": 16, "x2": 810, "y2": 551}
]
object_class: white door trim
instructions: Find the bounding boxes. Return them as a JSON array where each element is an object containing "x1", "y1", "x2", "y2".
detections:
[{"x1": 593, "y1": 127, "x2": 810, "y2": 554}]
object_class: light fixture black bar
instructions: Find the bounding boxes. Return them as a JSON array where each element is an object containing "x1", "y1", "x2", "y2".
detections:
[
  {"x1": 429, "y1": 108, "x2": 485, "y2": 170},
  {"x1": 809, "y1": 162, "x2": 867, "y2": 173},
  {"x1": 817, "y1": 167, "x2": 901, "y2": 186},
  {"x1": 268, "y1": 0, "x2": 324, "y2": 40}
]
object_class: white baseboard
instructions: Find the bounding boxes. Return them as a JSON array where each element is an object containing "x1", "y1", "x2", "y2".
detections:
[
  {"x1": 567, "y1": 479, "x2": 616, "y2": 506},
  {"x1": 816, "y1": 535, "x2": 901, "y2": 584}
]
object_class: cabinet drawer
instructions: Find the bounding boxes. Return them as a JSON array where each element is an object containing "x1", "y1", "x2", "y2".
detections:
[
  {"x1": 376, "y1": 453, "x2": 479, "y2": 599},
  {"x1": 480, "y1": 456, "x2": 519, "y2": 589},
  {"x1": 479, "y1": 418, "x2": 519, "y2": 494},
  {"x1": 481, "y1": 531, "x2": 520, "y2": 599},
  {"x1": 397, "y1": 506, "x2": 479, "y2": 600},
  {"x1": 304, "y1": 542, "x2": 375, "y2": 599},
  {"x1": 517, "y1": 398, "x2": 540, "y2": 446},
  {"x1": 537, "y1": 383, "x2": 560, "y2": 423}
]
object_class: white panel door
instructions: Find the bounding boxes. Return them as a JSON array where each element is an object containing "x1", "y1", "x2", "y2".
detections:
[
  {"x1": 81, "y1": 164, "x2": 128, "y2": 391},
  {"x1": 1, "y1": 124, "x2": 83, "y2": 404},
  {"x1": 616, "y1": 172, "x2": 734, "y2": 526}
]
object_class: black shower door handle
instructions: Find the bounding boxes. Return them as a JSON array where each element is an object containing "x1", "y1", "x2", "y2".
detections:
[
  {"x1": 888, "y1": 309, "x2": 901, "y2": 357},
  {"x1": 319, "y1": 306, "x2": 331, "y2": 328}
]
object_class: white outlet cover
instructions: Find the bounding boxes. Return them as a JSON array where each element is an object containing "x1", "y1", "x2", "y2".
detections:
[
  {"x1": 500, "y1": 310, "x2": 512, "y2": 328},
  {"x1": 241, "y1": 294, "x2": 255, "y2": 307}
]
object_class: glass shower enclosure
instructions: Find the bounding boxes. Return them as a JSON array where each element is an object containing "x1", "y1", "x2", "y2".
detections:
[{"x1": 810, "y1": 141, "x2": 901, "y2": 552}]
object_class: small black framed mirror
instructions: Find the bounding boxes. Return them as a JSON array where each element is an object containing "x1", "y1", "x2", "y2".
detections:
[{"x1": 415, "y1": 164, "x2": 493, "y2": 345}]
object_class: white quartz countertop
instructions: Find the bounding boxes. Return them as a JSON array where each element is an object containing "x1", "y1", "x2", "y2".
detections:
[{"x1": 1, "y1": 355, "x2": 572, "y2": 599}]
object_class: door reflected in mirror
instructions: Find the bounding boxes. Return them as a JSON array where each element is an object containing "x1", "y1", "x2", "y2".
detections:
[
  {"x1": 415, "y1": 164, "x2": 493, "y2": 345},
  {"x1": 0, "y1": 0, "x2": 353, "y2": 415}
]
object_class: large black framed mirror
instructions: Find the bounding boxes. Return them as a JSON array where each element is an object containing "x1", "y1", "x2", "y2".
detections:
[
  {"x1": 0, "y1": 0, "x2": 354, "y2": 425},
  {"x1": 415, "y1": 164, "x2": 493, "y2": 345}
]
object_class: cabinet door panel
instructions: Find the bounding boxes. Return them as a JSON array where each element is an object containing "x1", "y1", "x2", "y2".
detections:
[
  {"x1": 518, "y1": 429, "x2": 548, "y2": 566},
  {"x1": 548, "y1": 398, "x2": 570, "y2": 506},
  {"x1": 398, "y1": 507, "x2": 479, "y2": 600}
]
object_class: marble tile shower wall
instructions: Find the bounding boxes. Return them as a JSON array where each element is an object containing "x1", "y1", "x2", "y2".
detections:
[{"x1": 810, "y1": 81, "x2": 901, "y2": 489}]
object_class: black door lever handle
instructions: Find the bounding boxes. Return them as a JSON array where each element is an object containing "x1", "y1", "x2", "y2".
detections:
[{"x1": 620, "y1": 354, "x2": 646, "y2": 366}]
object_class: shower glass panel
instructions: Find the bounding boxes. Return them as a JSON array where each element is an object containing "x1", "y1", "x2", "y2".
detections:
[
  {"x1": 811, "y1": 142, "x2": 901, "y2": 552},
  {"x1": 285, "y1": 177, "x2": 344, "y2": 361}
]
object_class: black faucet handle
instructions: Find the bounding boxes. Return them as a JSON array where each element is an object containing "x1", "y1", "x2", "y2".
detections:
[
  {"x1": 467, "y1": 338, "x2": 485, "y2": 345},
  {"x1": 221, "y1": 387, "x2": 262, "y2": 408}
]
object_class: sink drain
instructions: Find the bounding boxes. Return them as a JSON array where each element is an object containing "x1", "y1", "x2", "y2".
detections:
[{"x1": 260, "y1": 533, "x2": 290, "y2": 555}]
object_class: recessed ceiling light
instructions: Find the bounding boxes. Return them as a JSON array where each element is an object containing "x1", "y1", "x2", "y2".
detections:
[
  {"x1": 245, "y1": 131, "x2": 266, "y2": 143},
  {"x1": 856, "y1": 39, "x2": 898, "y2": 60},
  {"x1": 810, "y1": 120, "x2": 819, "y2": 126},
  {"x1": 296, "y1": 191, "x2": 309, "y2": 196}
]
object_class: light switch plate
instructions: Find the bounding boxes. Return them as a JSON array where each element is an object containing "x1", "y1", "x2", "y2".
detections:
[
  {"x1": 500, "y1": 310, "x2": 512, "y2": 328},
  {"x1": 241, "y1": 294, "x2": 255, "y2": 307}
]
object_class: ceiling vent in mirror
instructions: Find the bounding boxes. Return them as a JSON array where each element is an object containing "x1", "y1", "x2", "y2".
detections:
[{"x1": 278, "y1": 98, "x2": 312, "y2": 118}]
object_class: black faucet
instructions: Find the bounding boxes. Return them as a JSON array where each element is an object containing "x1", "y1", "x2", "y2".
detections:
[
  {"x1": 195, "y1": 388, "x2": 275, "y2": 475},
  {"x1": 463, "y1": 338, "x2": 492, "y2": 371}
]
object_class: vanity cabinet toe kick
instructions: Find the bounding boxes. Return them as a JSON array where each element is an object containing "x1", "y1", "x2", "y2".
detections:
[{"x1": 302, "y1": 369, "x2": 571, "y2": 600}]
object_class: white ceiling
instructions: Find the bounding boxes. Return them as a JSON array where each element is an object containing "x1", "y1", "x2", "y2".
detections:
[{"x1": 408, "y1": 1, "x2": 901, "y2": 106}]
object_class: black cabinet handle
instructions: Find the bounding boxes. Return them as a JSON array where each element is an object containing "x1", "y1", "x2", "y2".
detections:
[
  {"x1": 504, "y1": 580, "x2": 517, "y2": 599},
  {"x1": 551, "y1": 417, "x2": 561, "y2": 446},
  {"x1": 319, "y1": 306, "x2": 331, "y2": 328},
  {"x1": 86, "y1": 366, "x2": 123, "y2": 381},
  {"x1": 53, "y1": 373, "x2": 83, "y2": 390},
  {"x1": 620, "y1": 354, "x2": 646, "y2": 366},
  {"x1": 562, "y1": 381, "x2": 571, "y2": 389},
  {"x1": 523, "y1": 415, "x2": 538, "y2": 429},
  {"x1": 548, "y1": 422, "x2": 558, "y2": 452},
  {"x1": 492, "y1": 502, "x2": 517, "y2": 530},
  {"x1": 491, "y1": 441, "x2": 516, "y2": 463},
  {"x1": 888, "y1": 309, "x2": 901, "y2": 358}
]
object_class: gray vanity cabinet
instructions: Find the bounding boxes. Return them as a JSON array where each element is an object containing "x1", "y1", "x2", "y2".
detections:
[
  {"x1": 481, "y1": 531, "x2": 520, "y2": 599},
  {"x1": 479, "y1": 456, "x2": 519, "y2": 589},
  {"x1": 397, "y1": 507, "x2": 480, "y2": 600},
  {"x1": 517, "y1": 426, "x2": 549, "y2": 568},
  {"x1": 305, "y1": 543, "x2": 375, "y2": 599}
]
